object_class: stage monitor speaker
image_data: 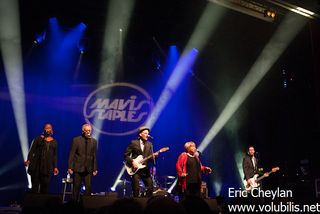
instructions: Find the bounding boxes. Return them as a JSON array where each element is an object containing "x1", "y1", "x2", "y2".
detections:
[
  {"x1": 22, "y1": 193, "x2": 62, "y2": 208},
  {"x1": 22, "y1": 193, "x2": 62, "y2": 214},
  {"x1": 82, "y1": 194, "x2": 118, "y2": 209}
]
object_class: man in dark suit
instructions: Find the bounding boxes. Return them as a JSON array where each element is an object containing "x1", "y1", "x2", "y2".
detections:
[
  {"x1": 243, "y1": 146, "x2": 259, "y2": 184},
  {"x1": 68, "y1": 123, "x2": 98, "y2": 201},
  {"x1": 243, "y1": 146, "x2": 269, "y2": 185},
  {"x1": 25, "y1": 123, "x2": 59, "y2": 193},
  {"x1": 243, "y1": 146, "x2": 269, "y2": 203},
  {"x1": 124, "y1": 126, "x2": 157, "y2": 197}
]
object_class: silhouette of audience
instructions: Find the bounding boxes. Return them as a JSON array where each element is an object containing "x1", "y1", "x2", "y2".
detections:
[
  {"x1": 21, "y1": 194, "x2": 222, "y2": 214},
  {"x1": 143, "y1": 196, "x2": 186, "y2": 214},
  {"x1": 179, "y1": 195, "x2": 211, "y2": 214}
]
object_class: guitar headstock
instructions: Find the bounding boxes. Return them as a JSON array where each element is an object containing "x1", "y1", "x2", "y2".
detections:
[
  {"x1": 159, "y1": 147, "x2": 169, "y2": 153},
  {"x1": 272, "y1": 167, "x2": 280, "y2": 172}
]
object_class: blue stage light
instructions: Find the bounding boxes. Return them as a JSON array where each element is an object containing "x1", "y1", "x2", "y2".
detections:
[{"x1": 34, "y1": 31, "x2": 46, "y2": 44}]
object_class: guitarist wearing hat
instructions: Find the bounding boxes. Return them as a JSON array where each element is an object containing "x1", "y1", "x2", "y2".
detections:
[{"x1": 124, "y1": 126, "x2": 158, "y2": 197}]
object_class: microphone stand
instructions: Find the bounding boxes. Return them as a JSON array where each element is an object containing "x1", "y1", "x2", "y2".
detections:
[
  {"x1": 150, "y1": 139, "x2": 157, "y2": 189},
  {"x1": 150, "y1": 139, "x2": 156, "y2": 166}
]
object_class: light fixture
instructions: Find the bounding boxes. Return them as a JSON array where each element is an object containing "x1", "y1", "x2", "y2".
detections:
[{"x1": 209, "y1": 0, "x2": 276, "y2": 22}]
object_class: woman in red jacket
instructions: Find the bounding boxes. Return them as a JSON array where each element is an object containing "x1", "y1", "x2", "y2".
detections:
[{"x1": 176, "y1": 141, "x2": 212, "y2": 199}]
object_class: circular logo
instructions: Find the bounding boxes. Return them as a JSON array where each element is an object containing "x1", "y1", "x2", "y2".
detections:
[{"x1": 83, "y1": 83, "x2": 153, "y2": 136}]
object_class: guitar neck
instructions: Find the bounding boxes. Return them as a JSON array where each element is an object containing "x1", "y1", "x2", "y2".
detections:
[
  {"x1": 141, "y1": 150, "x2": 160, "y2": 163},
  {"x1": 256, "y1": 170, "x2": 274, "y2": 182}
]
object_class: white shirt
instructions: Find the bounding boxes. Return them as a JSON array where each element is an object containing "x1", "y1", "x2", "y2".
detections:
[{"x1": 140, "y1": 139, "x2": 144, "y2": 152}]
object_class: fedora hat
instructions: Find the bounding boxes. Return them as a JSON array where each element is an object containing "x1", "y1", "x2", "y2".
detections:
[{"x1": 137, "y1": 126, "x2": 150, "y2": 135}]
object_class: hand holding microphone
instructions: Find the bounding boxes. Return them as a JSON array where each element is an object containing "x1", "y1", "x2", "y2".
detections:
[
  {"x1": 43, "y1": 129, "x2": 52, "y2": 137},
  {"x1": 205, "y1": 166, "x2": 212, "y2": 174}
]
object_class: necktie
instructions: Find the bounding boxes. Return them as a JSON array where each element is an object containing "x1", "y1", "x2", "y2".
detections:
[{"x1": 252, "y1": 157, "x2": 256, "y2": 169}]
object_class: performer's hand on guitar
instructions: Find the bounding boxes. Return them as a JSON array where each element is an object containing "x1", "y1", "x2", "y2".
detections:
[
  {"x1": 132, "y1": 161, "x2": 139, "y2": 169},
  {"x1": 264, "y1": 172, "x2": 269, "y2": 177},
  {"x1": 244, "y1": 179, "x2": 252, "y2": 188},
  {"x1": 24, "y1": 160, "x2": 30, "y2": 167},
  {"x1": 93, "y1": 170, "x2": 98, "y2": 176}
]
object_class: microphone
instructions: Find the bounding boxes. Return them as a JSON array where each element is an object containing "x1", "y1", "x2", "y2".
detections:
[
  {"x1": 43, "y1": 130, "x2": 51, "y2": 137},
  {"x1": 196, "y1": 150, "x2": 202, "y2": 157},
  {"x1": 255, "y1": 151, "x2": 259, "y2": 157},
  {"x1": 148, "y1": 135, "x2": 154, "y2": 139}
]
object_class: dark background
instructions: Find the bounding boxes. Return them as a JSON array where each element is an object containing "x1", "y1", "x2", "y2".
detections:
[{"x1": 0, "y1": 0, "x2": 320, "y2": 205}]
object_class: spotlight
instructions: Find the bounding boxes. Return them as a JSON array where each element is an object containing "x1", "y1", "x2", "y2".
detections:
[
  {"x1": 79, "y1": 22, "x2": 87, "y2": 31},
  {"x1": 264, "y1": 9, "x2": 276, "y2": 19},
  {"x1": 80, "y1": 185, "x2": 86, "y2": 194},
  {"x1": 34, "y1": 31, "x2": 46, "y2": 44},
  {"x1": 145, "y1": 49, "x2": 198, "y2": 128},
  {"x1": 78, "y1": 38, "x2": 89, "y2": 53},
  {"x1": 0, "y1": 0, "x2": 30, "y2": 188},
  {"x1": 79, "y1": 47, "x2": 85, "y2": 54},
  {"x1": 110, "y1": 166, "x2": 126, "y2": 193}
]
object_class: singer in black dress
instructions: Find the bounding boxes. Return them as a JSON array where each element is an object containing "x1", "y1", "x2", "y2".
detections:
[{"x1": 25, "y1": 123, "x2": 59, "y2": 193}]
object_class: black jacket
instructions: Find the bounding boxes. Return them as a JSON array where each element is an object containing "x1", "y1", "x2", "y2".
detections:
[
  {"x1": 124, "y1": 139, "x2": 154, "y2": 167},
  {"x1": 27, "y1": 136, "x2": 58, "y2": 175},
  {"x1": 68, "y1": 135, "x2": 97, "y2": 173},
  {"x1": 242, "y1": 154, "x2": 261, "y2": 180}
]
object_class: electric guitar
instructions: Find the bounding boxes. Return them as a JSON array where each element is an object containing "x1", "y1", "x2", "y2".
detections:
[
  {"x1": 243, "y1": 167, "x2": 280, "y2": 191},
  {"x1": 125, "y1": 147, "x2": 169, "y2": 176}
]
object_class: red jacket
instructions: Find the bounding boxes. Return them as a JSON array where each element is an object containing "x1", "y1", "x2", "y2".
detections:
[{"x1": 176, "y1": 152, "x2": 207, "y2": 192}]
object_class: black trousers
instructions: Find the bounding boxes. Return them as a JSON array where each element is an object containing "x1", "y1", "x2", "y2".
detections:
[
  {"x1": 30, "y1": 171, "x2": 51, "y2": 194},
  {"x1": 185, "y1": 182, "x2": 201, "y2": 197},
  {"x1": 72, "y1": 171, "x2": 92, "y2": 201},
  {"x1": 131, "y1": 168, "x2": 153, "y2": 197}
]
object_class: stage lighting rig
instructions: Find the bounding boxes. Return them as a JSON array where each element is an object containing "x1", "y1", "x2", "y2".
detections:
[
  {"x1": 209, "y1": 0, "x2": 277, "y2": 22},
  {"x1": 210, "y1": 0, "x2": 320, "y2": 21}
]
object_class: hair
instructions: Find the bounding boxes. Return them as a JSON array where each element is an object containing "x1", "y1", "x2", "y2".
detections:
[
  {"x1": 82, "y1": 123, "x2": 91, "y2": 132},
  {"x1": 184, "y1": 141, "x2": 196, "y2": 151},
  {"x1": 43, "y1": 123, "x2": 52, "y2": 128},
  {"x1": 248, "y1": 146, "x2": 255, "y2": 151}
]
